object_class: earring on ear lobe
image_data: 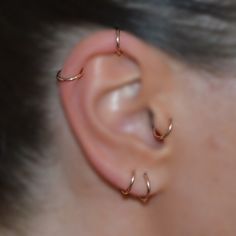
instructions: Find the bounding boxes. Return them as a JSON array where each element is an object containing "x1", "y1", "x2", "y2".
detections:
[
  {"x1": 121, "y1": 170, "x2": 135, "y2": 196},
  {"x1": 139, "y1": 173, "x2": 151, "y2": 203},
  {"x1": 115, "y1": 28, "x2": 123, "y2": 56},
  {"x1": 153, "y1": 118, "x2": 173, "y2": 142},
  {"x1": 56, "y1": 68, "x2": 84, "y2": 82},
  {"x1": 121, "y1": 171, "x2": 152, "y2": 203}
]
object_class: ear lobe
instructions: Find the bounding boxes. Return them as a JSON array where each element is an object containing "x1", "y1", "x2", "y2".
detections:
[{"x1": 58, "y1": 30, "x2": 173, "y2": 201}]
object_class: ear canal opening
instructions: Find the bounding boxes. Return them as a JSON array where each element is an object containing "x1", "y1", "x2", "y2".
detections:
[{"x1": 148, "y1": 109, "x2": 157, "y2": 131}]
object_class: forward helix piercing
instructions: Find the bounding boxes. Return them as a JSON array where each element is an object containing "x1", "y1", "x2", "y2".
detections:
[
  {"x1": 56, "y1": 68, "x2": 84, "y2": 82},
  {"x1": 153, "y1": 118, "x2": 173, "y2": 142},
  {"x1": 115, "y1": 28, "x2": 123, "y2": 56},
  {"x1": 121, "y1": 171, "x2": 152, "y2": 203}
]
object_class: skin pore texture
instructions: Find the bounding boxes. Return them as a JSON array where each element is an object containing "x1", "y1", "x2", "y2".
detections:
[{"x1": 6, "y1": 26, "x2": 236, "y2": 236}]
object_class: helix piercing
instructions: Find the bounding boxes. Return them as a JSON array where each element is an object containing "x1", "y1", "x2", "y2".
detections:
[
  {"x1": 56, "y1": 68, "x2": 84, "y2": 82},
  {"x1": 139, "y1": 173, "x2": 151, "y2": 203},
  {"x1": 57, "y1": 29, "x2": 122, "y2": 80},
  {"x1": 153, "y1": 118, "x2": 173, "y2": 142},
  {"x1": 121, "y1": 170, "x2": 135, "y2": 196},
  {"x1": 115, "y1": 28, "x2": 123, "y2": 56}
]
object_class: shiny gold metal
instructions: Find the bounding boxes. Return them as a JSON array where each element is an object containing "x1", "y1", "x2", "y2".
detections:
[
  {"x1": 153, "y1": 118, "x2": 173, "y2": 142},
  {"x1": 139, "y1": 173, "x2": 151, "y2": 203},
  {"x1": 121, "y1": 171, "x2": 135, "y2": 196},
  {"x1": 56, "y1": 68, "x2": 84, "y2": 82},
  {"x1": 115, "y1": 28, "x2": 123, "y2": 56}
]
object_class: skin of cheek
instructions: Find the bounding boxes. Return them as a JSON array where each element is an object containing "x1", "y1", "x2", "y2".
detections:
[{"x1": 159, "y1": 71, "x2": 236, "y2": 236}]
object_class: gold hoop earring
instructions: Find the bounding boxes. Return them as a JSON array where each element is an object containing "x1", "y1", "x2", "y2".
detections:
[
  {"x1": 115, "y1": 28, "x2": 123, "y2": 56},
  {"x1": 153, "y1": 118, "x2": 173, "y2": 142},
  {"x1": 56, "y1": 68, "x2": 84, "y2": 82},
  {"x1": 120, "y1": 171, "x2": 135, "y2": 196},
  {"x1": 139, "y1": 173, "x2": 151, "y2": 203}
]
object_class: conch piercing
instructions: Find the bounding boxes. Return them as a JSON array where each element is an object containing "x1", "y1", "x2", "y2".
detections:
[
  {"x1": 56, "y1": 68, "x2": 84, "y2": 82},
  {"x1": 121, "y1": 171, "x2": 152, "y2": 203},
  {"x1": 153, "y1": 118, "x2": 173, "y2": 142},
  {"x1": 115, "y1": 28, "x2": 123, "y2": 56}
]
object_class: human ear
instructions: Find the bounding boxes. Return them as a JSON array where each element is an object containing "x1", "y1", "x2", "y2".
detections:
[{"x1": 58, "y1": 29, "x2": 174, "y2": 202}]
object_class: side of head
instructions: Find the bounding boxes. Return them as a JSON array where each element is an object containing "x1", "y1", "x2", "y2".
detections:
[{"x1": 1, "y1": 0, "x2": 236, "y2": 235}]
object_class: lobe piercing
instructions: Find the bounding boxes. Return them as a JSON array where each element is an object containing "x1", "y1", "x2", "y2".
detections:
[
  {"x1": 121, "y1": 170, "x2": 135, "y2": 196},
  {"x1": 139, "y1": 173, "x2": 151, "y2": 203},
  {"x1": 121, "y1": 171, "x2": 152, "y2": 203}
]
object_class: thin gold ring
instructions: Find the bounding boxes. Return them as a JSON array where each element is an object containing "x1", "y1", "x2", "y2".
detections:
[
  {"x1": 139, "y1": 173, "x2": 151, "y2": 203},
  {"x1": 153, "y1": 118, "x2": 173, "y2": 142},
  {"x1": 115, "y1": 28, "x2": 123, "y2": 56},
  {"x1": 120, "y1": 170, "x2": 135, "y2": 196},
  {"x1": 56, "y1": 68, "x2": 84, "y2": 82}
]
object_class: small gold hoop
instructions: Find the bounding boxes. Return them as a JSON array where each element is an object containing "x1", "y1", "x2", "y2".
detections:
[
  {"x1": 115, "y1": 28, "x2": 123, "y2": 56},
  {"x1": 120, "y1": 171, "x2": 135, "y2": 196},
  {"x1": 139, "y1": 173, "x2": 151, "y2": 203},
  {"x1": 153, "y1": 118, "x2": 173, "y2": 142},
  {"x1": 56, "y1": 68, "x2": 84, "y2": 82}
]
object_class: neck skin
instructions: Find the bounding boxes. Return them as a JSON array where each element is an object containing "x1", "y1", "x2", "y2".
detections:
[
  {"x1": 28, "y1": 150, "x2": 162, "y2": 236},
  {"x1": 25, "y1": 112, "x2": 165, "y2": 236}
]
